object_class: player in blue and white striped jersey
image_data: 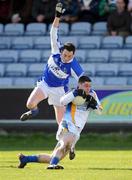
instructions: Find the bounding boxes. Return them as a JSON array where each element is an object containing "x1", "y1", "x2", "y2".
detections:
[{"x1": 20, "y1": 3, "x2": 84, "y2": 125}]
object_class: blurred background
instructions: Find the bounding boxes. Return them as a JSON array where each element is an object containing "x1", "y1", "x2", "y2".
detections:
[{"x1": 0, "y1": 0, "x2": 132, "y2": 133}]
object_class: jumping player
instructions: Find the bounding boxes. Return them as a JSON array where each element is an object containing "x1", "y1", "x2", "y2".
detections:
[
  {"x1": 18, "y1": 76, "x2": 103, "y2": 169},
  {"x1": 20, "y1": 2, "x2": 84, "y2": 124}
]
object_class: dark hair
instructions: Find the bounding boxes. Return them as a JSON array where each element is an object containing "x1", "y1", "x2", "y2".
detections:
[
  {"x1": 78, "y1": 75, "x2": 92, "y2": 83},
  {"x1": 63, "y1": 42, "x2": 76, "y2": 54}
]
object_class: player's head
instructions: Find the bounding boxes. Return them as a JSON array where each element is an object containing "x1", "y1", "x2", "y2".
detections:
[
  {"x1": 61, "y1": 42, "x2": 75, "y2": 63},
  {"x1": 78, "y1": 75, "x2": 92, "y2": 94}
]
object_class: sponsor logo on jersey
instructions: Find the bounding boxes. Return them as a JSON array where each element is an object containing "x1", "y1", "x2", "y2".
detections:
[{"x1": 48, "y1": 57, "x2": 68, "y2": 78}]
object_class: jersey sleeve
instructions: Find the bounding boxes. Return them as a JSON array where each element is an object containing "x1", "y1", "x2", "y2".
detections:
[
  {"x1": 71, "y1": 59, "x2": 84, "y2": 80},
  {"x1": 50, "y1": 26, "x2": 61, "y2": 54},
  {"x1": 91, "y1": 90, "x2": 103, "y2": 114},
  {"x1": 60, "y1": 91, "x2": 75, "y2": 106},
  {"x1": 92, "y1": 90, "x2": 101, "y2": 106}
]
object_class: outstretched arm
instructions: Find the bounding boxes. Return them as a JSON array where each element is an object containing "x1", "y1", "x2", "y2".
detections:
[
  {"x1": 60, "y1": 91, "x2": 75, "y2": 106},
  {"x1": 60, "y1": 89, "x2": 86, "y2": 106},
  {"x1": 50, "y1": 3, "x2": 65, "y2": 54},
  {"x1": 50, "y1": 17, "x2": 61, "y2": 54},
  {"x1": 52, "y1": 17, "x2": 60, "y2": 28}
]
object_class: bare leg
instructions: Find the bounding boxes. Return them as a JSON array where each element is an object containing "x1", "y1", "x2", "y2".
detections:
[
  {"x1": 18, "y1": 133, "x2": 75, "y2": 169},
  {"x1": 38, "y1": 154, "x2": 51, "y2": 163},
  {"x1": 51, "y1": 132, "x2": 76, "y2": 160},
  {"x1": 18, "y1": 133, "x2": 76, "y2": 169},
  {"x1": 53, "y1": 105, "x2": 65, "y2": 125},
  {"x1": 18, "y1": 153, "x2": 51, "y2": 168},
  {"x1": 69, "y1": 135, "x2": 80, "y2": 160},
  {"x1": 20, "y1": 87, "x2": 47, "y2": 121},
  {"x1": 46, "y1": 133, "x2": 76, "y2": 169},
  {"x1": 54, "y1": 105, "x2": 77, "y2": 160},
  {"x1": 27, "y1": 87, "x2": 47, "y2": 109}
]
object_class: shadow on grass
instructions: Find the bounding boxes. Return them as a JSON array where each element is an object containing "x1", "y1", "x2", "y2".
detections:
[
  {"x1": 70, "y1": 167, "x2": 132, "y2": 171},
  {"x1": 0, "y1": 165, "x2": 17, "y2": 168},
  {"x1": 87, "y1": 167, "x2": 132, "y2": 171},
  {"x1": 1, "y1": 165, "x2": 132, "y2": 171}
]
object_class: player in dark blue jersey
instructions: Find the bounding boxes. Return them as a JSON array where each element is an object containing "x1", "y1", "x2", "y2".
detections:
[{"x1": 20, "y1": 3, "x2": 84, "y2": 124}]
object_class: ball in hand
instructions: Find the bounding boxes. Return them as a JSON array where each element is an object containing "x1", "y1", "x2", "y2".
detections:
[{"x1": 72, "y1": 96, "x2": 86, "y2": 105}]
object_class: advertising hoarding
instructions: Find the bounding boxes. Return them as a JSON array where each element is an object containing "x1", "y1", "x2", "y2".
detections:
[{"x1": 89, "y1": 90, "x2": 132, "y2": 123}]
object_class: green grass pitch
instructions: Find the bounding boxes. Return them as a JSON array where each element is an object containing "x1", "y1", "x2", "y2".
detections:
[{"x1": 0, "y1": 133, "x2": 132, "y2": 180}]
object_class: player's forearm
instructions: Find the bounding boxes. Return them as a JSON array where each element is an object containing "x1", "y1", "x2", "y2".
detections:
[
  {"x1": 50, "y1": 23, "x2": 60, "y2": 54},
  {"x1": 60, "y1": 92, "x2": 75, "y2": 106},
  {"x1": 52, "y1": 17, "x2": 60, "y2": 28}
]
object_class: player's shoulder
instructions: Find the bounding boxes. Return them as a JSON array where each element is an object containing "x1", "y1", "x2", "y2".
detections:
[
  {"x1": 71, "y1": 57, "x2": 80, "y2": 65},
  {"x1": 72, "y1": 57, "x2": 78, "y2": 62}
]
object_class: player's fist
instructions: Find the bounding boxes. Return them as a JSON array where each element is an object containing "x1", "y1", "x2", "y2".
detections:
[
  {"x1": 73, "y1": 89, "x2": 86, "y2": 99},
  {"x1": 86, "y1": 95, "x2": 97, "y2": 109},
  {"x1": 55, "y1": 2, "x2": 65, "y2": 18}
]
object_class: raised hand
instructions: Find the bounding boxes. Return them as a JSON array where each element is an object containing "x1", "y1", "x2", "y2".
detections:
[{"x1": 55, "y1": 2, "x2": 65, "y2": 18}]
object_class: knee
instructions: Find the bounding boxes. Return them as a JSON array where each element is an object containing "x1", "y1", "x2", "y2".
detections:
[
  {"x1": 26, "y1": 100, "x2": 36, "y2": 109},
  {"x1": 57, "y1": 146, "x2": 66, "y2": 156}
]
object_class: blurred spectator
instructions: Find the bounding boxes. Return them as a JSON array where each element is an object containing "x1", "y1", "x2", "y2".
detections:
[
  {"x1": 11, "y1": 13, "x2": 21, "y2": 23},
  {"x1": 32, "y1": 0, "x2": 57, "y2": 24},
  {"x1": 0, "y1": 0, "x2": 13, "y2": 24},
  {"x1": 78, "y1": 0, "x2": 100, "y2": 23},
  {"x1": 60, "y1": 0, "x2": 80, "y2": 23},
  {"x1": 107, "y1": 0, "x2": 131, "y2": 37},
  {"x1": 99, "y1": 0, "x2": 117, "y2": 21},
  {"x1": 127, "y1": 0, "x2": 132, "y2": 13},
  {"x1": 11, "y1": 0, "x2": 32, "y2": 24}
]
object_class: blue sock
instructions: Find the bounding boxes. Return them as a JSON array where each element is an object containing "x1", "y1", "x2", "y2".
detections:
[
  {"x1": 21, "y1": 155, "x2": 38, "y2": 164},
  {"x1": 50, "y1": 156, "x2": 59, "y2": 165},
  {"x1": 31, "y1": 108, "x2": 39, "y2": 117}
]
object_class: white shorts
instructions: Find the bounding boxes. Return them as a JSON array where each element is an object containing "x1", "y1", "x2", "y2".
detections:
[
  {"x1": 56, "y1": 120, "x2": 80, "y2": 143},
  {"x1": 36, "y1": 80, "x2": 65, "y2": 106}
]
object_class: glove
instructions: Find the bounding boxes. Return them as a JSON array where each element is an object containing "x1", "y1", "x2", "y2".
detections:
[
  {"x1": 73, "y1": 89, "x2": 87, "y2": 99},
  {"x1": 86, "y1": 95, "x2": 97, "y2": 109},
  {"x1": 55, "y1": 2, "x2": 65, "y2": 18}
]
